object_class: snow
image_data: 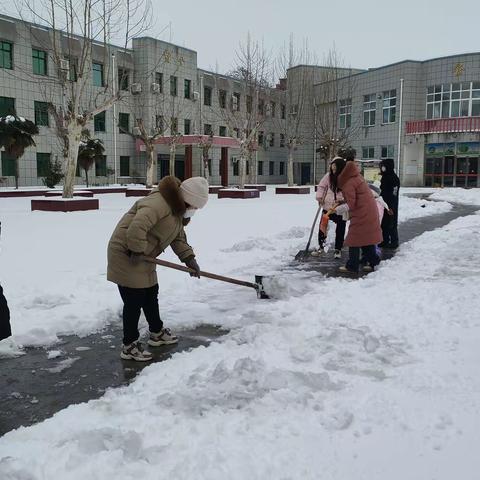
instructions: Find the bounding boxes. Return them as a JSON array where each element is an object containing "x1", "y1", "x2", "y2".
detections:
[
  {"x1": 0, "y1": 186, "x2": 480, "y2": 478},
  {"x1": 429, "y1": 187, "x2": 480, "y2": 206}
]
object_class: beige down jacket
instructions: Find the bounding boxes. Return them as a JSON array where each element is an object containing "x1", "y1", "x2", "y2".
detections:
[{"x1": 107, "y1": 176, "x2": 194, "y2": 288}]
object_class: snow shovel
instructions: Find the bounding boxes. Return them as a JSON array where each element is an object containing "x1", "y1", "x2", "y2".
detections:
[
  {"x1": 295, "y1": 205, "x2": 322, "y2": 260},
  {"x1": 142, "y1": 257, "x2": 270, "y2": 299}
]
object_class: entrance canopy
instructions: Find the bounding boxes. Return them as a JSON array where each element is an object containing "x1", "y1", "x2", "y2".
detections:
[{"x1": 136, "y1": 135, "x2": 240, "y2": 152}]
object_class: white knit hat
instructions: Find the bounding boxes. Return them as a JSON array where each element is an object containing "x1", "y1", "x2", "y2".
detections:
[{"x1": 180, "y1": 177, "x2": 209, "y2": 209}]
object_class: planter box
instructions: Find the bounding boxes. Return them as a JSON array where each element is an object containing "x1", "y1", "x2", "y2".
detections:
[
  {"x1": 126, "y1": 188, "x2": 152, "y2": 197},
  {"x1": 218, "y1": 189, "x2": 260, "y2": 199},
  {"x1": 209, "y1": 186, "x2": 224, "y2": 194},
  {"x1": 275, "y1": 187, "x2": 311, "y2": 195},
  {"x1": 44, "y1": 191, "x2": 94, "y2": 198},
  {"x1": 244, "y1": 184, "x2": 267, "y2": 192},
  {"x1": 88, "y1": 187, "x2": 127, "y2": 194},
  {"x1": 0, "y1": 189, "x2": 48, "y2": 198},
  {"x1": 31, "y1": 198, "x2": 99, "y2": 212}
]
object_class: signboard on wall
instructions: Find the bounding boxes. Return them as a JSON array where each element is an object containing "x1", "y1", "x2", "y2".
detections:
[
  {"x1": 405, "y1": 165, "x2": 418, "y2": 175},
  {"x1": 425, "y1": 143, "x2": 455, "y2": 156},
  {"x1": 456, "y1": 142, "x2": 480, "y2": 156}
]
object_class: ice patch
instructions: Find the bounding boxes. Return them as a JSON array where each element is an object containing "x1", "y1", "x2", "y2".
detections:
[{"x1": 45, "y1": 356, "x2": 80, "y2": 373}]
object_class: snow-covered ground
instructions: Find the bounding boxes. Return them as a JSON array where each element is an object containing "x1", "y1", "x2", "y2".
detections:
[{"x1": 1, "y1": 187, "x2": 479, "y2": 479}]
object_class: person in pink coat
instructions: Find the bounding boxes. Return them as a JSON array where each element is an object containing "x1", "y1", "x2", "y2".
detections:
[
  {"x1": 336, "y1": 161, "x2": 383, "y2": 273},
  {"x1": 313, "y1": 157, "x2": 347, "y2": 259}
]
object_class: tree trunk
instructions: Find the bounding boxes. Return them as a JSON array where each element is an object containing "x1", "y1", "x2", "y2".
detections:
[
  {"x1": 239, "y1": 151, "x2": 247, "y2": 189},
  {"x1": 247, "y1": 151, "x2": 256, "y2": 185},
  {"x1": 202, "y1": 149, "x2": 210, "y2": 181},
  {"x1": 169, "y1": 143, "x2": 176, "y2": 177},
  {"x1": 287, "y1": 148, "x2": 295, "y2": 186},
  {"x1": 85, "y1": 168, "x2": 89, "y2": 188},
  {"x1": 62, "y1": 124, "x2": 83, "y2": 198},
  {"x1": 145, "y1": 143, "x2": 155, "y2": 188},
  {"x1": 14, "y1": 157, "x2": 19, "y2": 189}
]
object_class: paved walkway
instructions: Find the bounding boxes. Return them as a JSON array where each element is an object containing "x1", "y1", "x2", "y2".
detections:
[{"x1": 0, "y1": 199, "x2": 478, "y2": 436}]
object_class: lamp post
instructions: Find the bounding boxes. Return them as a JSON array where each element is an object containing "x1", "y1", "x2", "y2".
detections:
[{"x1": 112, "y1": 53, "x2": 118, "y2": 184}]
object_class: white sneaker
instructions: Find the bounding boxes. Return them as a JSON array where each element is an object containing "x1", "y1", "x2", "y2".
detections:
[
  {"x1": 120, "y1": 341, "x2": 153, "y2": 362},
  {"x1": 148, "y1": 327, "x2": 179, "y2": 347},
  {"x1": 334, "y1": 249, "x2": 342, "y2": 259},
  {"x1": 310, "y1": 248, "x2": 324, "y2": 257}
]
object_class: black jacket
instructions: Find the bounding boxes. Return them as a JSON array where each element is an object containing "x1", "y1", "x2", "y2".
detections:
[
  {"x1": 380, "y1": 158, "x2": 400, "y2": 210},
  {"x1": 0, "y1": 284, "x2": 11, "y2": 341}
]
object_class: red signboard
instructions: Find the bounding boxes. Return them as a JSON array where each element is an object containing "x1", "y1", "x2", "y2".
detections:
[{"x1": 406, "y1": 117, "x2": 480, "y2": 135}]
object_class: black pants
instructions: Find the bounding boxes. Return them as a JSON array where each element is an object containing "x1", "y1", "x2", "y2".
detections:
[
  {"x1": 118, "y1": 284, "x2": 163, "y2": 346},
  {"x1": 381, "y1": 210, "x2": 399, "y2": 247},
  {"x1": 346, "y1": 245, "x2": 380, "y2": 272},
  {"x1": 318, "y1": 211, "x2": 347, "y2": 251},
  {"x1": 0, "y1": 284, "x2": 12, "y2": 341}
]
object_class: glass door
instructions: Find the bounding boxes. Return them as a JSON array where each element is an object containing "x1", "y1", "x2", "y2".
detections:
[
  {"x1": 456, "y1": 157, "x2": 467, "y2": 187},
  {"x1": 467, "y1": 157, "x2": 478, "y2": 188},
  {"x1": 443, "y1": 156, "x2": 454, "y2": 186}
]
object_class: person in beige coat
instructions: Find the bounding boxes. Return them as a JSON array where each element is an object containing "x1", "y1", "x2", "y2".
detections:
[{"x1": 107, "y1": 175, "x2": 209, "y2": 361}]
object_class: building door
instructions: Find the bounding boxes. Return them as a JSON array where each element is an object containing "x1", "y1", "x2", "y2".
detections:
[
  {"x1": 300, "y1": 163, "x2": 311, "y2": 185},
  {"x1": 467, "y1": 157, "x2": 478, "y2": 187}
]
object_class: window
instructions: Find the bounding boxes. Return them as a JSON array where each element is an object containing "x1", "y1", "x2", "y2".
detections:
[
  {"x1": 184, "y1": 79, "x2": 191, "y2": 99},
  {"x1": 95, "y1": 156, "x2": 107, "y2": 176},
  {"x1": 339, "y1": 98, "x2": 352, "y2": 129},
  {"x1": 233, "y1": 159, "x2": 239, "y2": 176},
  {"x1": 32, "y1": 49, "x2": 47, "y2": 75},
  {"x1": 94, "y1": 111, "x2": 106, "y2": 132},
  {"x1": 204, "y1": 86, "x2": 212, "y2": 106},
  {"x1": 246, "y1": 95, "x2": 253, "y2": 114},
  {"x1": 0, "y1": 96, "x2": 15, "y2": 116},
  {"x1": 219, "y1": 89, "x2": 227, "y2": 109},
  {"x1": 36, "y1": 153, "x2": 51, "y2": 177},
  {"x1": 34, "y1": 101, "x2": 49, "y2": 126},
  {"x1": 118, "y1": 113, "x2": 129, "y2": 133},
  {"x1": 118, "y1": 69, "x2": 129, "y2": 91},
  {"x1": 219, "y1": 126, "x2": 227, "y2": 137},
  {"x1": 233, "y1": 127, "x2": 240, "y2": 138},
  {"x1": 184, "y1": 119, "x2": 191, "y2": 135},
  {"x1": 258, "y1": 131, "x2": 264, "y2": 146},
  {"x1": 156, "y1": 115, "x2": 164, "y2": 132},
  {"x1": 170, "y1": 76, "x2": 177, "y2": 96},
  {"x1": 269, "y1": 161, "x2": 274, "y2": 175},
  {"x1": 155, "y1": 72, "x2": 163, "y2": 93},
  {"x1": 1, "y1": 152, "x2": 15, "y2": 176},
  {"x1": 171, "y1": 117, "x2": 178, "y2": 135},
  {"x1": 280, "y1": 133, "x2": 285, "y2": 148},
  {"x1": 382, "y1": 89, "x2": 396, "y2": 123},
  {"x1": 0, "y1": 41, "x2": 13, "y2": 70},
  {"x1": 258, "y1": 99, "x2": 265, "y2": 116},
  {"x1": 92, "y1": 62, "x2": 104, "y2": 87},
  {"x1": 204, "y1": 123, "x2": 212, "y2": 135},
  {"x1": 279, "y1": 161, "x2": 285, "y2": 175},
  {"x1": 281, "y1": 104, "x2": 286, "y2": 119},
  {"x1": 258, "y1": 160, "x2": 264, "y2": 176},
  {"x1": 269, "y1": 133, "x2": 274, "y2": 147},
  {"x1": 67, "y1": 57, "x2": 77, "y2": 82},
  {"x1": 381, "y1": 145, "x2": 394, "y2": 159},
  {"x1": 363, "y1": 94, "x2": 376, "y2": 126},
  {"x1": 120, "y1": 156, "x2": 130, "y2": 176},
  {"x1": 426, "y1": 82, "x2": 480, "y2": 119},
  {"x1": 270, "y1": 101, "x2": 276, "y2": 117},
  {"x1": 362, "y1": 146, "x2": 375, "y2": 159},
  {"x1": 232, "y1": 92, "x2": 240, "y2": 111}
]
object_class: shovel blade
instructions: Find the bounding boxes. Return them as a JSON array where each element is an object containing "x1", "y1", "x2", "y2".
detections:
[{"x1": 255, "y1": 275, "x2": 270, "y2": 299}]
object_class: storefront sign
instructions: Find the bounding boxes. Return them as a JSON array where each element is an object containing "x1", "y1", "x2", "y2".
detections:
[
  {"x1": 456, "y1": 142, "x2": 480, "y2": 156},
  {"x1": 425, "y1": 143, "x2": 455, "y2": 156}
]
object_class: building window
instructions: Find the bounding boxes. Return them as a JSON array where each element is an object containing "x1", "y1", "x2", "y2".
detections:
[
  {"x1": 118, "y1": 113, "x2": 129, "y2": 133},
  {"x1": 269, "y1": 161, "x2": 274, "y2": 175},
  {"x1": 219, "y1": 89, "x2": 227, "y2": 109},
  {"x1": 233, "y1": 127, "x2": 240, "y2": 138},
  {"x1": 232, "y1": 92, "x2": 240, "y2": 111},
  {"x1": 156, "y1": 115, "x2": 164, "y2": 132},
  {"x1": 219, "y1": 126, "x2": 227, "y2": 137},
  {"x1": 1, "y1": 152, "x2": 16, "y2": 176},
  {"x1": 92, "y1": 62, "x2": 104, "y2": 87},
  {"x1": 34, "y1": 101, "x2": 49, "y2": 126},
  {"x1": 258, "y1": 99, "x2": 265, "y2": 116},
  {"x1": 280, "y1": 133, "x2": 285, "y2": 147},
  {"x1": 381, "y1": 145, "x2": 394, "y2": 159},
  {"x1": 257, "y1": 160, "x2": 264, "y2": 176},
  {"x1": 120, "y1": 156, "x2": 130, "y2": 176},
  {"x1": 95, "y1": 156, "x2": 107, "y2": 176},
  {"x1": 382, "y1": 89, "x2": 396, "y2": 124},
  {"x1": 170, "y1": 76, "x2": 177, "y2": 96},
  {"x1": 36, "y1": 152, "x2": 51, "y2": 177},
  {"x1": 0, "y1": 41, "x2": 13, "y2": 70},
  {"x1": 269, "y1": 133, "x2": 275, "y2": 147},
  {"x1": 184, "y1": 119, "x2": 191, "y2": 135},
  {"x1": 204, "y1": 123, "x2": 212, "y2": 135},
  {"x1": 233, "y1": 159, "x2": 239, "y2": 176},
  {"x1": 184, "y1": 79, "x2": 191, "y2": 99},
  {"x1": 339, "y1": 98, "x2": 352, "y2": 129},
  {"x1": 171, "y1": 117, "x2": 178, "y2": 135},
  {"x1": 258, "y1": 131, "x2": 264, "y2": 146},
  {"x1": 279, "y1": 161, "x2": 285, "y2": 175},
  {"x1": 246, "y1": 95, "x2": 253, "y2": 114},
  {"x1": 204, "y1": 86, "x2": 212, "y2": 106},
  {"x1": 426, "y1": 82, "x2": 480, "y2": 119},
  {"x1": 362, "y1": 146, "x2": 375, "y2": 159},
  {"x1": 270, "y1": 101, "x2": 276, "y2": 118},
  {"x1": 32, "y1": 49, "x2": 47, "y2": 76},
  {"x1": 363, "y1": 94, "x2": 376, "y2": 126},
  {"x1": 0, "y1": 96, "x2": 15, "y2": 116},
  {"x1": 94, "y1": 111, "x2": 106, "y2": 132},
  {"x1": 67, "y1": 57, "x2": 77, "y2": 82},
  {"x1": 155, "y1": 72, "x2": 163, "y2": 93},
  {"x1": 118, "y1": 68, "x2": 129, "y2": 91},
  {"x1": 281, "y1": 104, "x2": 286, "y2": 119}
]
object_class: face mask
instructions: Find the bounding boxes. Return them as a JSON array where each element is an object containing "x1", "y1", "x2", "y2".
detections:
[
  {"x1": 381, "y1": 166, "x2": 386, "y2": 172},
  {"x1": 183, "y1": 209, "x2": 196, "y2": 219}
]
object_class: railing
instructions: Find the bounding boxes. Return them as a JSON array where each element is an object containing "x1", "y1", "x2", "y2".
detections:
[{"x1": 406, "y1": 117, "x2": 480, "y2": 135}]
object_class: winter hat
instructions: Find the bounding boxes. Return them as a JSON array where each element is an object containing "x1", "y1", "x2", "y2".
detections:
[{"x1": 180, "y1": 177, "x2": 209, "y2": 209}]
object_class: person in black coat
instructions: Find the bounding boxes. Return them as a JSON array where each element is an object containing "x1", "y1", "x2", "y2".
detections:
[
  {"x1": 379, "y1": 158, "x2": 400, "y2": 248},
  {"x1": 0, "y1": 221, "x2": 12, "y2": 341}
]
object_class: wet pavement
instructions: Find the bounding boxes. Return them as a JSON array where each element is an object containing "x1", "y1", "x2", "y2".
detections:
[{"x1": 1, "y1": 199, "x2": 478, "y2": 437}]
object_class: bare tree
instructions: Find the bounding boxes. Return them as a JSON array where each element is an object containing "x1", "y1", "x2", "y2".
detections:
[{"x1": 15, "y1": 0, "x2": 152, "y2": 197}]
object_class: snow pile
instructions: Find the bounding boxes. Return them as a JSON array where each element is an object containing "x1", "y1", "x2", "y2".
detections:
[
  {"x1": 398, "y1": 195, "x2": 451, "y2": 221},
  {"x1": 429, "y1": 187, "x2": 480, "y2": 206}
]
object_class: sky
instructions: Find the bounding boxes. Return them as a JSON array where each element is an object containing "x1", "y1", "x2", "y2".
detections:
[{"x1": 2, "y1": 0, "x2": 479, "y2": 76}]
